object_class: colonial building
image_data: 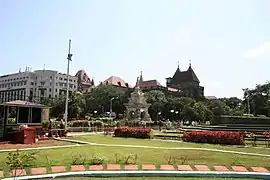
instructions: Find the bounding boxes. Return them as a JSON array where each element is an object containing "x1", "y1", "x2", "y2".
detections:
[
  {"x1": 75, "y1": 69, "x2": 94, "y2": 93},
  {"x1": 166, "y1": 62, "x2": 204, "y2": 99},
  {"x1": 136, "y1": 71, "x2": 179, "y2": 93},
  {"x1": 0, "y1": 68, "x2": 78, "y2": 103},
  {"x1": 101, "y1": 76, "x2": 132, "y2": 89}
]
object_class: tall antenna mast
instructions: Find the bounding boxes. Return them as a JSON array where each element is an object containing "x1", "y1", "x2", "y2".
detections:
[{"x1": 64, "y1": 39, "x2": 73, "y2": 130}]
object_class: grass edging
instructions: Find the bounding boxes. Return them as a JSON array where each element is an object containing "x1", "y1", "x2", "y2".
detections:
[{"x1": 2, "y1": 171, "x2": 270, "y2": 180}]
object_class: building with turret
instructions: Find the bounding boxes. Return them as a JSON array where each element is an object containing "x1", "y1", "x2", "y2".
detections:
[
  {"x1": 75, "y1": 70, "x2": 95, "y2": 93},
  {"x1": 166, "y1": 62, "x2": 204, "y2": 99}
]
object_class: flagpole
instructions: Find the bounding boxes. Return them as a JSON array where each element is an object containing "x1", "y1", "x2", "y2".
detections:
[{"x1": 64, "y1": 39, "x2": 72, "y2": 130}]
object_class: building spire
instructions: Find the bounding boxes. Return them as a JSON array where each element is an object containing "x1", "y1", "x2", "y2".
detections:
[
  {"x1": 135, "y1": 76, "x2": 140, "y2": 88},
  {"x1": 177, "y1": 61, "x2": 180, "y2": 69},
  {"x1": 139, "y1": 71, "x2": 143, "y2": 82},
  {"x1": 189, "y1": 60, "x2": 191, "y2": 67}
]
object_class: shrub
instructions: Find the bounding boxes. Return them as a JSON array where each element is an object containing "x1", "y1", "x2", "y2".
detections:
[
  {"x1": 71, "y1": 152, "x2": 87, "y2": 165},
  {"x1": 51, "y1": 120, "x2": 61, "y2": 129},
  {"x1": 182, "y1": 131, "x2": 244, "y2": 145},
  {"x1": 70, "y1": 120, "x2": 90, "y2": 127},
  {"x1": 93, "y1": 120, "x2": 104, "y2": 127},
  {"x1": 114, "y1": 127, "x2": 153, "y2": 139},
  {"x1": 6, "y1": 150, "x2": 37, "y2": 177},
  {"x1": 41, "y1": 120, "x2": 49, "y2": 128},
  {"x1": 89, "y1": 153, "x2": 107, "y2": 165}
]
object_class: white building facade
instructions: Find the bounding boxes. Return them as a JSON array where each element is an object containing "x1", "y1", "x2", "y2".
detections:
[{"x1": 0, "y1": 69, "x2": 78, "y2": 103}]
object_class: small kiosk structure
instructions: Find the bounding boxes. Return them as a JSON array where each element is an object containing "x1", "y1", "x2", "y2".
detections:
[{"x1": 0, "y1": 100, "x2": 49, "y2": 141}]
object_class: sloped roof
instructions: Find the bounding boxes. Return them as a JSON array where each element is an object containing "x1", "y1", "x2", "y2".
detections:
[
  {"x1": 102, "y1": 76, "x2": 132, "y2": 88},
  {"x1": 170, "y1": 65, "x2": 200, "y2": 84},
  {"x1": 187, "y1": 66, "x2": 200, "y2": 83},
  {"x1": 1, "y1": 100, "x2": 46, "y2": 108},
  {"x1": 75, "y1": 69, "x2": 92, "y2": 85},
  {"x1": 138, "y1": 80, "x2": 162, "y2": 88},
  {"x1": 205, "y1": 96, "x2": 218, "y2": 100}
]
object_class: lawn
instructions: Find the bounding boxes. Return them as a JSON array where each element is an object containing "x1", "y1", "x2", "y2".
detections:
[
  {"x1": 72, "y1": 134, "x2": 270, "y2": 155},
  {"x1": 0, "y1": 134, "x2": 269, "y2": 176}
]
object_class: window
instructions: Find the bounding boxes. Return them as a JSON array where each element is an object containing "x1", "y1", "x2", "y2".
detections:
[
  {"x1": 40, "y1": 81, "x2": 45, "y2": 85},
  {"x1": 18, "y1": 107, "x2": 29, "y2": 123},
  {"x1": 50, "y1": 76, "x2": 52, "y2": 79},
  {"x1": 55, "y1": 89, "x2": 58, "y2": 92},
  {"x1": 31, "y1": 108, "x2": 42, "y2": 123},
  {"x1": 8, "y1": 106, "x2": 17, "y2": 124},
  {"x1": 49, "y1": 88, "x2": 51, "y2": 92}
]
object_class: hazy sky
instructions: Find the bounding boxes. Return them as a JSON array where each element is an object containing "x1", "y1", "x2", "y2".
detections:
[{"x1": 1, "y1": 0, "x2": 270, "y2": 98}]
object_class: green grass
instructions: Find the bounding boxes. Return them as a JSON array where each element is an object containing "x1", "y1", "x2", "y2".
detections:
[
  {"x1": 1, "y1": 134, "x2": 270, "y2": 176},
  {"x1": 72, "y1": 134, "x2": 270, "y2": 154}
]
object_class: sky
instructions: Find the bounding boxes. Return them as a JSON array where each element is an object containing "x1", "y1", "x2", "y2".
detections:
[{"x1": 1, "y1": 0, "x2": 270, "y2": 98}]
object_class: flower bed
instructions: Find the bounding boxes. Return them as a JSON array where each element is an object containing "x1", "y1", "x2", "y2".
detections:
[
  {"x1": 182, "y1": 131, "x2": 244, "y2": 145},
  {"x1": 114, "y1": 127, "x2": 153, "y2": 139}
]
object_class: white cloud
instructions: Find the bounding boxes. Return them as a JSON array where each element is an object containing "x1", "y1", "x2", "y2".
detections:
[
  {"x1": 244, "y1": 41, "x2": 270, "y2": 59},
  {"x1": 174, "y1": 27, "x2": 193, "y2": 43}
]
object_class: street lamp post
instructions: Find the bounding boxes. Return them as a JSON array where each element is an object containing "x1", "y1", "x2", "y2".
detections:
[
  {"x1": 157, "y1": 112, "x2": 161, "y2": 131},
  {"x1": 170, "y1": 109, "x2": 174, "y2": 121},
  {"x1": 64, "y1": 39, "x2": 73, "y2": 130},
  {"x1": 94, "y1": 110, "x2": 97, "y2": 117}
]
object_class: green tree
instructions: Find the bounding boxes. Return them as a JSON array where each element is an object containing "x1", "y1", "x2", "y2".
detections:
[
  {"x1": 48, "y1": 92, "x2": 85, "y2": 119},
  {"x1": 243, "y1": 82, "x2": 270, "y2": 116},
  {"x1": 205, "y1": 99, "x2": 231, "y2": 116},
  {"x1": 85, "y1": 85, "x2": 126, "y2": 116},
  {"x1": 193, "y1": 102, "x2": 213, "y2": 122},
  {"x1": 144, "y1": 90, "x2": 167, "y2": 120},
  {"x1": 164, "y1": 96, "x2": 195, "y2": 121}
]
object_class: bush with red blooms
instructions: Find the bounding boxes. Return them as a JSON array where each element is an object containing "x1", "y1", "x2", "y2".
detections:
[
  {"x1": 182, "y1": 131, "x2": 244, "y2": 145},
  {"x1": 114, "y1": 126, "x2": 153, "y2": 139}
]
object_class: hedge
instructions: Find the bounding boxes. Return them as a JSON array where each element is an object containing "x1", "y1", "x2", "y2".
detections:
[
  {"x1": 114, "y1": 127, "x2": 153, "y2": 139},
  {"x1": 182, "y1": 131, "x2": 244, "y2": 145}
]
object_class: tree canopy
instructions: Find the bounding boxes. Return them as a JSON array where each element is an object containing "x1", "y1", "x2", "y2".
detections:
[{"x1": 42, "y1": 81, "x2": 270, "y2": 120}]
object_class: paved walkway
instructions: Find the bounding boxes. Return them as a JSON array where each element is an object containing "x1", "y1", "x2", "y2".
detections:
[{"x1": 67, "y1": 132, "x2": 104, "y2": 136}]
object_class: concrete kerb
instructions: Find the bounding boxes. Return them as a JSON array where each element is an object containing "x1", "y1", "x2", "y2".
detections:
[{"x1": 2, "y1": 171, "x2": 270, "y2": 180}]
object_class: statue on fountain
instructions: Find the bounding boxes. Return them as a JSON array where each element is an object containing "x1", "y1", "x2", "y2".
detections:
[{"x1": 124, "y1": 76, "x2": 151, "y2": 121}]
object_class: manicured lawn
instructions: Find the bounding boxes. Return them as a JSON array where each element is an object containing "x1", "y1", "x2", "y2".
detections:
[
  {"x1": 72, "y1": 134, "x2": 270, "y2": 154},
  {"x1": 0, "y1": 135, "x2": 269, "y2": 175}
]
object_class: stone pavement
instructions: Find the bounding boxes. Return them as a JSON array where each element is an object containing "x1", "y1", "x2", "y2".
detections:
[{"x1": 2, "y1": 164, "x2": 269, "y2": 178}]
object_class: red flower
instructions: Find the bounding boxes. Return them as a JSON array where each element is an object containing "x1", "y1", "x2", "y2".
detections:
[
  {"x1": 182, "y1": 131, "x2": 244, "y2": 145},
  {"x1": 114, "y1": 127, "x2": 153, "y2": 139}
]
